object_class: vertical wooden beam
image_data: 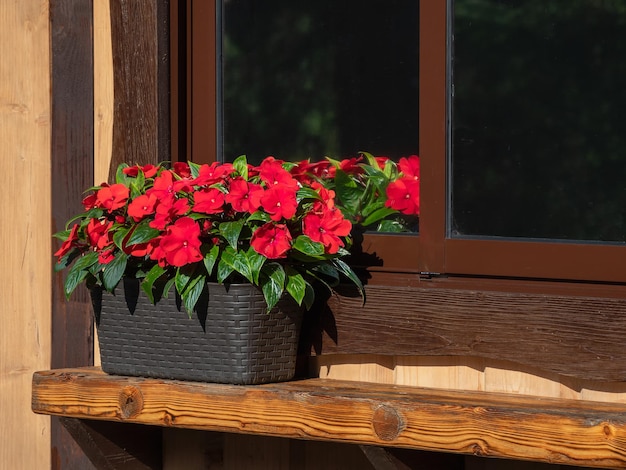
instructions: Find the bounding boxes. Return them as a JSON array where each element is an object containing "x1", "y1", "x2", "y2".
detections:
[
  {"x1": 109, "y1": 0, "x2": 170, "y2": 177},
  {"x1": 50, "y1": 0, "x2": 95, "y2": 469},
  {"x1": 1, "y1": 1, "x2": 52, "y2": 468}
]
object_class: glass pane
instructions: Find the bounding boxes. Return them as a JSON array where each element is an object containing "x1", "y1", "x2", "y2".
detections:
[
  {"x1": 451, "y1": 1, "x2": 626, "y2": 242},
  {"x1": 220, "y1": 0, "x2": 419, "y2": 165}
]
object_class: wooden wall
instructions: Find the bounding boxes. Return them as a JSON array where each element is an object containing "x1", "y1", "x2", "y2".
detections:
[{"x1": 0, "y1": 1, "x2": 51, "y2": 469}]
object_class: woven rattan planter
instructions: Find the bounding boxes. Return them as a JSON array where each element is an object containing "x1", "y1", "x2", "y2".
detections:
[{"x1": 90, "y1": 279, "x2": 304, "y2": 384}]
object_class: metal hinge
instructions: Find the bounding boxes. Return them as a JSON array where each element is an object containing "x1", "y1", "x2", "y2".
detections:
[{"x1": 419, "y1": 271, "x2": 442, "y2": 280}]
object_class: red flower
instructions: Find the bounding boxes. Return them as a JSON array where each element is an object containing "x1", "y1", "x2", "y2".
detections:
[
  {"x1": 122, "y1": 227, "x2": 153, "y2": 257},
  {"x1": 398, "y1": 155, "x2": 420, "y2": 182},
  {"x1": 339, "y1": 156, "x2": 364, "y2": 175},
  {"x1": 260, "y1": 185, "x2": 298, "y2": 221},
  {"x1": 303, "y1": 208, "x2": 352, "y2": 254},
  {"x1": 95, "y1": 183, "x2": 129, "y2": 211},
  {"x1": 54, "y1": 224, "x2": 80, "y2": 258},
  {"x1": 250, "y1": 223, "x2": 292, "y2": 259},
  {"x1": 123, "y1": 164, "x2": 158, "y2": 178},
  {"x1": 225, "y1": 178, "x2": 263, "y2": 213},
  {"x1": 149, "y1": 195, "x2": 189, "y2": 230},
  {"x1": 157, "y1": 217, "x2": 203, "y2": 267},
  {"x1": 385, "y1": 177, "x2": 420, "y2": 215},
  {"x1": 173, "y1": 162, "x2": 191, "y2": 178},
  {"x1": 374, "y1": 156, "x2": 390, "y2": 169},
  {"x1": 308, "y1": 160, "x2": 334, "y2": 179},
  {"x1": 86, "y1": 218, "x2": 114, "y2": 250},
  {"x1": 193, "y1": 187, "x2": 225, "y2": 214},
  {"x1": 127, "y1": 193, "x2": 158, "y2": 222},
  {"x1": 193, "y1": 162, "x2": 233, "y2": 186},
  {"x1": 98, "y1": 249, "x2": 115, "y2": 264},
  {"x1": 258, "y1": 156, "x2": 299, "y2": 190},
  {"x1": 149, "y1": 170, "x2": 192, "y2": 199},
  {"x1": 82, "y1": 193, "x2": 98, "y2": 210}
]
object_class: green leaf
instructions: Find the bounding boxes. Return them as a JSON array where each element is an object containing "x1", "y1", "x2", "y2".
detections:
[
  {"x1": 334, "y1": 169, "x2": 362, "y2": 215},
  {"x1": 220, "y1": 246, "x2": 253, "y2": 283},
  {"x1": 64, "y1": 251, "x2": 99, "y2": 297},
  {"x1": 332, "y1": 258, "x2": 365, "y2": 304},
  {"x1": 181, "y1": 275, "x2": 206, "y2": 317},
  {"x1": 102, "y1": 252, "x2": 128, "y2": 291},
  {"x1": 216, "y1": 258, "x2": 234, "y2": 283},
  {"x1": 310, "y1": 263, "x2": 340, "y2": 284},
  {"x1": 112, "y1": 226, "x2": 131, "y2": 249},
  {"x1": 285, "y1": 267, "x2": 306, "y2": 306},
  {"x1": 293, "y1": 235, "x2": 325, "y2": 257},
  {"x1": 246, "y1": 247, "x2": 266, "y2": 284},
  {"x1": 260, "y1": 263, "x2": 285, "y2": 311},
  {"x1": 140, "y1": 264, "x2": 167, "y2": 304},
  {"x1": 377, "y1": 219, "x2": 407, "y2": 233},
  {"x1": 219, "y1": 220, "x2": 244, "y2": 250},
  {"x1": 125, "y1": 222, "x2": 160, "y2": 246},
  {"x1": 362, "y1": 207, "x2": 399, "y2": 227},
  {"x1": 233, "y1": 155, "x2": 249, "y2": 180},
  {"x1": 246, "y1": 211, "x2": 272, "y2": 223},
  {"x1": 189, "y1": 160, "x2": 202, "y2": 179},
  {"x1": 115, "y1": 163, "x2": 131, "y2": 185},
  {"x1": 175, "y1": 268, "x2": 192, "y2": 296},
  {"x1": 203, "y1": 244, "x2": 220, "y2": 277},
  {"x1": 296, "y1": 187, "x2": 322, "y2": 202}
]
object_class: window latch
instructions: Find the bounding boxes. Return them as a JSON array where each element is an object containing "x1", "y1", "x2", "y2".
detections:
[{"x1": 419, "y1": 271, "x2": 441, "y2": 280}]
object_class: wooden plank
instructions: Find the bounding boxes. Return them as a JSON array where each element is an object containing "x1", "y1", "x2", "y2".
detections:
[
  {"x1": 109, "y1": 0, "x2": 170, "y2": 174},
  {"x1": 303, "y1": 284, "x2": 626, "y2": 381},
  {"x1": 0, "y1": 1, "x2": 51, "y2": 469},
  {"x1": 32, "y1": 367, "x2": 626, "y2": 468},
  {"x1": 49, "y1": 0, "x2": 95, "y2": 468}
]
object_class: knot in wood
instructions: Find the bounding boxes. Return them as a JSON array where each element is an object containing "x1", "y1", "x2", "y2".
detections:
[
  {"x1": 372, "y1": 404, "x2": 404, "y2": 441},
  {"x1": 118, "y1": 386, "x2": 144, "y2": 419}
]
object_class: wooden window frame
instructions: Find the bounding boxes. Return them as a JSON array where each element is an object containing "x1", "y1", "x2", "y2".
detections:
[{"x1": 174, "y1": 0, "x2": 626, "y2": 286}]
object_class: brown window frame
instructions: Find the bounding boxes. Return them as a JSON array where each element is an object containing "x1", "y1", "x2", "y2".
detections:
[{"x1": 171, "y1": 0, "x2": 626, "y2": 289}]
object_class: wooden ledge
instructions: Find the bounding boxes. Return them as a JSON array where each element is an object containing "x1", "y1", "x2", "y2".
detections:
[{"x1": 32, "y1": 367, "x2": 626, "y2": 468}]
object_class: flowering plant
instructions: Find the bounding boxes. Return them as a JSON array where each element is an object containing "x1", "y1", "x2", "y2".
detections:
[
  {"x1": 53, "y1": 153, "x2": 419, "y2": 314},
  {"x1": 296, "y1": 152, "x2": 420, "y2": 232},
  {"x1": 54, "y1": 156, "x2": 362, "y2": 313}
]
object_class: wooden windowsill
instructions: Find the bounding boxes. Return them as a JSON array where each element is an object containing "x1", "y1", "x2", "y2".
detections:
[{"x1": 32, "y1": 367, "x2": 626, "y2": 469}]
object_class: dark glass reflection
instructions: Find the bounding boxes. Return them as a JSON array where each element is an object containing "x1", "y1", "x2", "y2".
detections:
[
  {"x1": 451, "y1": 1, "x2": 626, "y2": 242},
  {"x1": 221, "y1": 0, "x2": 419, "y2": 165}
]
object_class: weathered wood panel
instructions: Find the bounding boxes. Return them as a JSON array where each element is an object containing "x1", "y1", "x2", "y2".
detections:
[
  {"x1": 303, "y1": 284, "x2": 626, "y2": 382},
  {"x1": 32, "y1": 368, "x2": 626, "y2": 468},
  {"x1": 109, "y1": 0, "x2": 170, "y2": 175},
  {"x1": 0, "y1": 1, "x2": 52, "y2": 469},
  {"x1": 50, "y1": 0, "x2": 96, "y2": 468}
]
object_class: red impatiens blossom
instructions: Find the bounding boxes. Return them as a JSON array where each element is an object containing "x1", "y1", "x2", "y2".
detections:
[
  {"x1": 149, "y1": 170, "x2": 193, "y2": 200},
  {"x1": 398, "y1": 155, "x2": 420, "y2": 182},
  {"x1": 303, "y1": 207, "x2": 352, "y2": 254},
  {"x1": 155, "y1": 217, "x2": 203, "y2": 267},
  {"x1": 173, "y1": 162, "x2": 191, "y2": 178},
  {"x1": 385, "y1": 177, "x2": 420, "y2": 216},
  {"x1": 149, "y1": 195, "x2": 190, "y2": 230},
  {"x1": 127, "y1": 193, "x2": 158, "y2": 222},
  {"x1": 86, "y1": 218, "x2": 114, "y2": 249},
  {"x1": 193, "y1": 187, "x2": 225, "y2": 215},
  {"x1": 123, "y1": 164, "x2": 158, "y2": 178},
  {"x1": 96, "y1": 183, "x2": 129, "y2": 211},
  {"x1": 82, "y1": 192, "x2": 98, "y2": 210},
  {"x1": 193, "y1": 161, "x2": 234, "y2": 186},
  {"x1": 250, "y1": 223, "x2": 292, "y2": 259},
  {"x1": 225, "y1": 178, "x2": 263, "y2": 213},
  {"x1": 54, "y1": 224, "x2": 80, "y2": 258},
  {"x1": 259, "y1": 185, "x2": 298, "y2": 221},
  {"x1": 339, "y1": 156, "x2": 364, "y2": 175},
  {"x1": 374, "y1": 156, "x2": 390, "y2": 169},
  {"x1": 98, "y1": 248, "x2": 115, "y2": 264},
  {"x1": 258, "y1": 156, "x2": 299, "y2": 190}
]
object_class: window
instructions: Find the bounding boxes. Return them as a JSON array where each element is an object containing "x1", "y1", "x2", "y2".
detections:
[{"x1": 173, "y1": 0, "x2": 626, "y2": 286}]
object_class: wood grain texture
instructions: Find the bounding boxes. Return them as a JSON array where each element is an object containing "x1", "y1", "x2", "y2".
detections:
[
  {"x1": 304, "y1": 285, "x2": 626, "y2": 381},
  {"x1": 32, "y1": 368, "x2": 626, "y2": 468},
  {"x1": 1, "y1": 1, "x2": 52, "y2": 469},
  {"x1": 109, "y1": 0, "x2": 170, "y2": 177}
]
